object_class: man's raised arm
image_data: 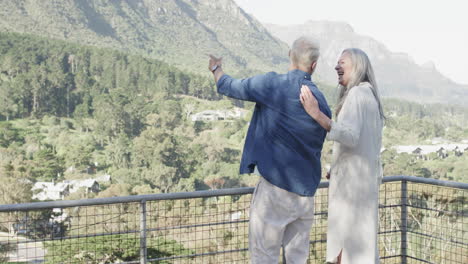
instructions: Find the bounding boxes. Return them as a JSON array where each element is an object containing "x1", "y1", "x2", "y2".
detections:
[
  {"x1": 208, "y1": 55, "x2": 273, "y2": 103},
  {"x1": 208, "y1": 55, "x2": 225, "y2": 83}
]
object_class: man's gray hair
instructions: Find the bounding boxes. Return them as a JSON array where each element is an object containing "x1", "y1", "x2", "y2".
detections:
[{"x1": 290, "y1": 36, "x2": 320, "y2": 68}]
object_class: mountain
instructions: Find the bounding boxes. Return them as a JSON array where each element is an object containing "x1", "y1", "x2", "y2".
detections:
[
  {"x1": 1, "y1": 1, "x2": 467, "y2": 105},
  {"x1": 0, "y1": 0, "x2": 289, "y2": 76},
  {"x1": 265, "y1": 21, "x2": 468, "y2": 105}
]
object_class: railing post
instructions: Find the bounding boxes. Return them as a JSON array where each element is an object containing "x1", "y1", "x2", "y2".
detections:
[
  {"x1": 282, "y1": 246, "x2": 286, "y2": 263},
  {"x1": 400, "y1": 180, "x2": 408, "y2": 264},
  {"x1": 140, "y1": 200, "x2": 147, "y2": 264}
]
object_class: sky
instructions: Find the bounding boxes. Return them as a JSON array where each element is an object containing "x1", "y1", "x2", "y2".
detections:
[{"x1": 234, "y1": 0, "x2": 468, "y2": 85}]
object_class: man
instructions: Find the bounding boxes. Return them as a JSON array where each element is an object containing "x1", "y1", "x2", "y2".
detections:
[{"x1": 208, "y1": 36, "x2": 331, "y2": 263}]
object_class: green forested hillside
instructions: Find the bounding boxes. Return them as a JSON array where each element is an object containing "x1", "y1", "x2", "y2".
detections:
[
  {"x1": 0, "y1": 32, "x2": 467, "y2": 207},
  {"x1": 0, "y1": 32, "x2": 222, "y2": 120},
  {"x1": 379, "y1": 99, "x2": 468, "y2": 182},
  {"x1": 0, "y1": 32, "x2": 252, "y2": 204}
]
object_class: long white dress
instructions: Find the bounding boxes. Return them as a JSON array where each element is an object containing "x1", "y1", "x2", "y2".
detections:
[{"x1": 325, "y1": 82, "x2": 383, "y2": 264}]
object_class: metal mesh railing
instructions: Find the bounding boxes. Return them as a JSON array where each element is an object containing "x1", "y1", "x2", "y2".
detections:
[
  {"x1": 0, "y1": 176, "x2": 466, "y2": 263},
  {"x1": 405, "y1": 182, "x2": 467, "y2": 263}
]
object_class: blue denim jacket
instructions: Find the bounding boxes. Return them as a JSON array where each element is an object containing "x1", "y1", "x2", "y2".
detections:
[{"x1": 217, "y1": 69, "x2": 331, "y2": 196}]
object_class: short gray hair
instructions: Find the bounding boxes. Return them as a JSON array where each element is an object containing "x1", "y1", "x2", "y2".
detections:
[{"x1": 290, "y1": 36, "x2": 320, "y2": 68}]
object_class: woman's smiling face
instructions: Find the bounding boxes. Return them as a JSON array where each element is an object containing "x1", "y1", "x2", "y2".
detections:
[{"x1": 335, "y1": 52, "x2": 353, "y2": 87}]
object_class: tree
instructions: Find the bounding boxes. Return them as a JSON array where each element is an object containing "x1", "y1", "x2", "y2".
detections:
[
  {"x1": 73, "y1": 94, "x2": 92, "y2": 132},
  {"x1": 141, "y1": 164, "x2": 177, "y2": 193},
  {"x1": 204, "y1": 175, "x2": 226, "y2": 190},
  {"x1": 0, "y1": 164, "x2": 32, "y2": 204},
  {"x1": 0, "y1": 81, "x2": 18, "y2": 121},
  {"x1": 0, "y1": 122, "x2": 23, "y2": 147},
  {"x1": 103, "y1": 133, "x2": 131, "y2": 169},
  {"x1": 92, "y1": 93, "x2": 131, "y2": 141},
  {"x1": 63, "y1": 142, "x2": 94, "y2": 170},
  {"x1": 30, "y1": 148, "x2": 64, "y2": 181},
  {"x1": 29, "y1": 65, "x2": 49, "y2": 117}
]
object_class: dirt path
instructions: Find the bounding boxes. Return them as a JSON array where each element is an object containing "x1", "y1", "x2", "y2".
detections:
[{"x1": 0, "y1": 232, "x2": 45, "y2": 263}]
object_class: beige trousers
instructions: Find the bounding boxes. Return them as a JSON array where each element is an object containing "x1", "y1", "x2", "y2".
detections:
[{"x1": 249, "y1": 177, "x2": 315, "y2": 264}]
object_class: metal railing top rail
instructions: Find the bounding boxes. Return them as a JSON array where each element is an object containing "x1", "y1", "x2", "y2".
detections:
[
  {"x1": 388, "y1": 175, "x2": 468, "y2": 189},
  {"x1": 0, "y1": 175, "x2": 466, "y2": 212}
]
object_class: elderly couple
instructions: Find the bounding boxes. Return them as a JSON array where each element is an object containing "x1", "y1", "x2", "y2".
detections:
[{"x1": 208, "y1": 36, "x2": 384, "y2": 264}]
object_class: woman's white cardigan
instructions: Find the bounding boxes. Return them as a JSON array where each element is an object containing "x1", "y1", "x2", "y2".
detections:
[{"x1": 326, "y1": 82, "x2": 383, "y2": 264}]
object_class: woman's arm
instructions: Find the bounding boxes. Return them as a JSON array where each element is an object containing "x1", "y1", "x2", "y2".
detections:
[
  {"x1": 326, "y1": 89, "x2": 362, "y2": 148},
  {"x1": 300, "y1": 85, "x2": 363, "y2": 148}
]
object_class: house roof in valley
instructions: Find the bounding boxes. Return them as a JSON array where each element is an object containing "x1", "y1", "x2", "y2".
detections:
[
  {"x1": 33, "y1": 177, "x2": 102, "y2": 201},
  {"x1": 394, "y1": 144, "x2": 468, "y2": 155}
]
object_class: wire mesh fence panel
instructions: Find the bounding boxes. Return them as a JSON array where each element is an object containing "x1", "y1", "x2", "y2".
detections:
[
  {"x1": 1, "y1": 209, "x2": 63, "y2": 263},
  {"x1": 405, "y1": 183, "x2": 467, "y2": 264},
  {"x1": 307, "y1": 187, "x2": 328, "y2": 263},
  {"x1": 0, "y1": 203, "x2": 142, "y2": 263},
  {"x1": 378, "y1": 181, "x2": 403, "y2": 263},
  {"x1": 45, "y1": 202, "x2": 142, "y2": 263},
  {"x1": 145, "y1": 194, "x2": 251, "y2": 264}
]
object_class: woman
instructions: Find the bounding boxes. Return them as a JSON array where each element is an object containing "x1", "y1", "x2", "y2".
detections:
[{"x1": 300, "y1": 48, "x2": 384, "y2": 263}]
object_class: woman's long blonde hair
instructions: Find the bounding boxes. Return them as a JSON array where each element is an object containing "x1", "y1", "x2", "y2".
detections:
[{"x1": 335, "y1": 48, "x2": 385, "y2": 120}]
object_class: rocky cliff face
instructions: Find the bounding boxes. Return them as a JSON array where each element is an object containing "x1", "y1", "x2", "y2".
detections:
[
  {"x1": 266, "y1": 21, "x2": 468, "y2": 105},
  {"x1": 0, "y1": 0, "x2": 289, "y2": 75}
]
